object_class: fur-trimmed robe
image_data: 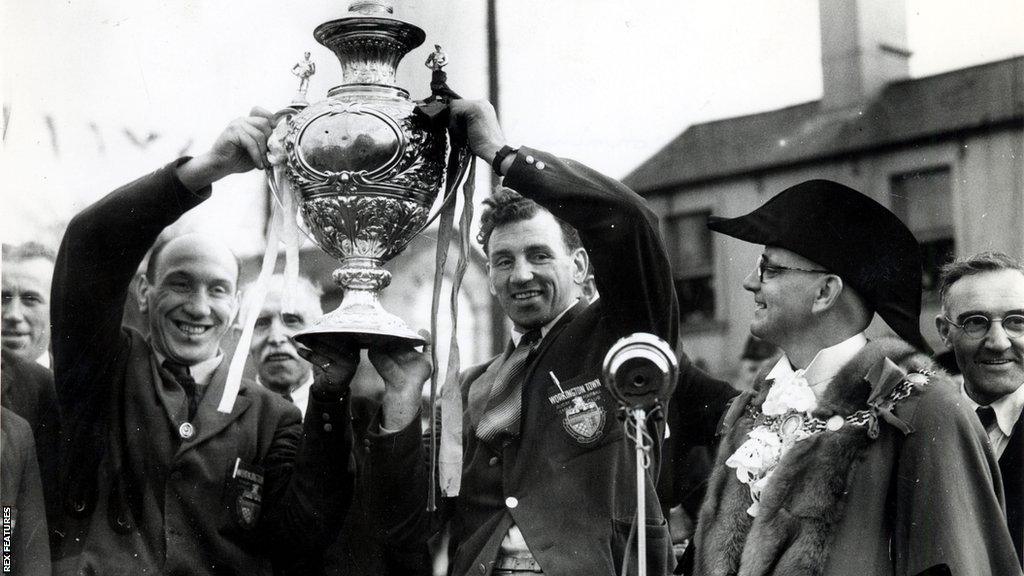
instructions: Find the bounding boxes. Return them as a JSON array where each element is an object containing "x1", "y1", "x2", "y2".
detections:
[{"x1": 694, "y1": 338, "x2": 1022, "y2": 576}]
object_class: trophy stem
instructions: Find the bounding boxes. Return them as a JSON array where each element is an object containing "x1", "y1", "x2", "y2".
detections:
[{"x1": 293, "y1": 258, "x2": 424, "y2": 351}]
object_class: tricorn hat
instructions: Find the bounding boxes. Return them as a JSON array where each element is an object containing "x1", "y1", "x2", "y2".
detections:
[{"x1": 707, "y1": 179, "x2": 930, "y2": 353}]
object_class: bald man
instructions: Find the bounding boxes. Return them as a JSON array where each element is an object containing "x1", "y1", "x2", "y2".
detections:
[
  {"x1": 51, "y1": 110, "x2": 355, "y2": 576},
  {"x1": 244, "y1": 274, "x2": 324, "y2": 419}
]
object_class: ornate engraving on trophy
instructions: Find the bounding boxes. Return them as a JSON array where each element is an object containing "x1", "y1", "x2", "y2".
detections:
[{"x1": 266, "y1": 1, "x2": 451, "y2": 351}]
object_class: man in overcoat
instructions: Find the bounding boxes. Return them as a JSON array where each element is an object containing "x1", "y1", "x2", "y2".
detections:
[
  {"x1": 50, "y1": 108, "x2": 356, "y2": 575},
  {"x1": 695, "y1": 180, "x2": 1021, "y2": 576},
  {"x1": 935, "y1": 251, "x2": 1024, "y2": 568},
  {"x1": 363, "y1": 99, "x2": 734, "y2": 576}
]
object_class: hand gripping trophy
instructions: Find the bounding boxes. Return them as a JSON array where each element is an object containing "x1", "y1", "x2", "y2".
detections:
[{"x1": 264, "y1": 0, "x2": 470, "y2": 355}]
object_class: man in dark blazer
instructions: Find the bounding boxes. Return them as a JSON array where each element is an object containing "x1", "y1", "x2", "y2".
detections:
[
  {"x1": 936, "y1": 251, "x2": 1024, "y2": 567},
  {"x1": 363, "y1": 99, "x2": 733, "y2": 576},
  {"x1": 1, "y1": 407, "x2": 52, "y2": 576},
  {"x1": 50, "y1": 108, "x2": 356, "y2": 576},
  {"x1": 1, "y1": 349, "x2": 61, "y2": 534}
]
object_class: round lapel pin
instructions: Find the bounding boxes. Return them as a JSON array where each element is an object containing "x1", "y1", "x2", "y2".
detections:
[{"x1": 179, "y1": 422, "x2": 196, "y2": 440}]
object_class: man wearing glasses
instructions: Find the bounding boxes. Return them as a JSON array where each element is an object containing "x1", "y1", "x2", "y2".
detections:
[
  {"x1": 692, "y1": 180, "x2": 1020, "y2": 576},
  {"x1": 936, "y1": 251, "x2": 1024, "y2": 568}
]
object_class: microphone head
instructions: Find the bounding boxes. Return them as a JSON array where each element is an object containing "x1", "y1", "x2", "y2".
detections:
[{"x1": 602, "y1": 332, "x2": 677, "y2": 410}]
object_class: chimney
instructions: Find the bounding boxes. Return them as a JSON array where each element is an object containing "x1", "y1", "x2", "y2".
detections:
[{"x1": 819, "y1": 0, "x2": 911, "y2": 109}]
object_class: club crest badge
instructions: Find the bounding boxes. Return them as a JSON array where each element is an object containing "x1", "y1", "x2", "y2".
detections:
[
  {"x1": 229, "y1": 458, "x2": 264, "y2": 529},
  {"x1": 562, "y1": 396, "x2": 606, "y2": 443},
  {"x1": 548, "y1": 376, "x2": 608, "y2": 445}
]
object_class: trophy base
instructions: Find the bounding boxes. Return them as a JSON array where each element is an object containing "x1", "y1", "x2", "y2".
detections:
[{"x1": 293, "y1": 295, "x2": 425, "y2": 353}]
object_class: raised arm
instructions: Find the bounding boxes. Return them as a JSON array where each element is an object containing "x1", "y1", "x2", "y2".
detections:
[
  {"x1": 52, "y1": 108, "x2": 275, "y2": 395},
  {"x1": 452, "y1": 99, "x2": 678, "y2": 344}
]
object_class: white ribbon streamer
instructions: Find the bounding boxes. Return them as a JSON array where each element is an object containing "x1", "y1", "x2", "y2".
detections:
[{"x1": 218, "y1": 182, "x2": 282, "y2": 413}]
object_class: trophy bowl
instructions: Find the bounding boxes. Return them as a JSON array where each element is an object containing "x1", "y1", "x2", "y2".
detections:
[{"x1": 267, "y1": 1, "x2": 448, "y2": 352}]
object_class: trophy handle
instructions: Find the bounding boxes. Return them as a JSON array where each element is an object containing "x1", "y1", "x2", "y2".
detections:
[{"x1": 390, "y1": 136, "x2": 472, "y2": 256}]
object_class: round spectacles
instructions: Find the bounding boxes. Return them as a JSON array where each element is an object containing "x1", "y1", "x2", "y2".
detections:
[
  {"x1": 942, "y1": 314, "x2": 1024, "y2": 339},
  {"x1": 756, "y1": 255, "x2": 829, "y2": 283}
]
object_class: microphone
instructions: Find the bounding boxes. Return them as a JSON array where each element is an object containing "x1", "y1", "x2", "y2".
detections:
[
  {"x1": 601, "y1": 332, "x2": 677, "y2": 576},
  {"x1": 602, "y1": 332, "x2": 677, "y2": 411}
]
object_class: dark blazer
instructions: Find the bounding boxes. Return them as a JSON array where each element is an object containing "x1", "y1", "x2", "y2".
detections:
[
  {"x1": 0, "y1": 350, "x2": 61, "y2": 532},
  {"x1": 367, "y1": 147, "x2": 730, "y2": 576},
  {"x1": 1003, "y1": 412, "x2": 1023, "y2": 567},
  {"x1": 50, "y1": 160, "x2": 354, "y2": 576},
  {"x1": 1, "y1": 407, "x2": 52, "y2": 576}
]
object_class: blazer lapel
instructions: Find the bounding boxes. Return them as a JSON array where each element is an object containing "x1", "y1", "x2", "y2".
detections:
[
  {"x1": 522, "y1": 299, "x2": 587, "y2": 382},
  {"x1": 175, "y1": 359, "x2": 252, "y2": 457},
  {"x1": 1003, "y1": 416, "x2": 1023, "y2": 475},
  {"x1": 1001, "y1": 415, "x2": 1024, "y2": 564}
]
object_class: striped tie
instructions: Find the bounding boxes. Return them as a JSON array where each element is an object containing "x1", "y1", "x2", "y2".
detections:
[{"x1": 476, "y1": 329, "x2": 542, "y2": 442}]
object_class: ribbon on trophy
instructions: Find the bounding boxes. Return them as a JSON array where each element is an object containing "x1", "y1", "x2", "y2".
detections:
[
  {"x1": 218, "y1": 177, "x2": 285, "y2": 414},
  {"x1": 418, "y1": 64, "x2": 475, "y2": 508},
  {"x1": 219, "y1": 108, "x2": 305, "y2": 414}
]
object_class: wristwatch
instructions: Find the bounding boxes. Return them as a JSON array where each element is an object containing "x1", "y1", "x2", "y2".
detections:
[{"x1": 491, "y1": 145, "x2": 518, "y2": 177}]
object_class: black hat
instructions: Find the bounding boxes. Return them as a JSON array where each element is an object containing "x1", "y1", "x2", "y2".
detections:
[{"x1": 707, "y1": 179, "x2": 931, "y2": 353}]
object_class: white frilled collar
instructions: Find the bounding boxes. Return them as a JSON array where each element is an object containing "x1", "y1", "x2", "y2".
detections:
[{"x1": 766, "y1": 332, "x2": 868, "y2": 398}]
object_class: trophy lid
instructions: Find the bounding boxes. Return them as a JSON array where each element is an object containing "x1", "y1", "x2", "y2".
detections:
[{"x1": 314, "y1": 1, "x2": 425, "y2": 87}]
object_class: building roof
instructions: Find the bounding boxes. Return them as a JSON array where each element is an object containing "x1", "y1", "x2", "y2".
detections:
[{"x1": 624, "y1": 56, "x2": 1024, "y2": 193}]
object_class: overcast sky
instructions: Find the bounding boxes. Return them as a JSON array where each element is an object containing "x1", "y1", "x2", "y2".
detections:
[{"x1": 2, "y1": 0, "x2": 1022, "y2": 252}]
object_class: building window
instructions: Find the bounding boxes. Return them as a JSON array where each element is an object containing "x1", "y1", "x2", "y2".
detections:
[
  {"x1": 890, "y1": 167, "x2": 955, "y2": 294},
  {"x1": 665, "y1": 211, "x2": 715, "y2": 324}
]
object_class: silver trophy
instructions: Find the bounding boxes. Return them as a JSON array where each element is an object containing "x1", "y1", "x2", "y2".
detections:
[{"x1": 267, "y1": 1, "x2": 463, "y2": 353}]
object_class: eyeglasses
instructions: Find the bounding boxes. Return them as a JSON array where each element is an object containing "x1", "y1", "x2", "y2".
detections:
[
  {"x1": 755, "y1": 255, "x2": 829, "y2": 283},
  {"x1": 942, "y1": 314, "x2": 1024, "y2": 339}
]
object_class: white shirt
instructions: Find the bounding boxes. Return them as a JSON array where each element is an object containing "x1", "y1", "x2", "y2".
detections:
[
  {"x1": 765, "y1": 332, "x2": 868, "y2": 401},
  {"x1": 961, "y1": 380, "x2": 1024, "y2": 459},
  {"x1": 288, "y1": 373, "x2": 314, "y2": 420}
]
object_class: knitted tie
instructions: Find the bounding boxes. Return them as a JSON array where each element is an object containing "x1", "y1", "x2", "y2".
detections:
[
  {"x1": 163, "y1": 360, "x2": 199, "y2": 420},
  {"x1": 476, "y1": 329, "x2": 542, "y2": 443},
  {"x1": 976, "y1": 405, "x2": 998, "y2": 431}
]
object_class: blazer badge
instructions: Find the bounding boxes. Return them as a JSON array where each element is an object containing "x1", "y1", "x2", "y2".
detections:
[
  {"x1": 549, "y1": 376, "x2": 606, "y2": 444},
  {"x1": 228, "y1": 458, "x2": 264, "y2": 529}
]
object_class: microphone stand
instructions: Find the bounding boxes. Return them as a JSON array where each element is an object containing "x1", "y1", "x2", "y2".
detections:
[
  {"x1": 602, "y1": 332, "x2": 677, "y2": 576},
  {"x1": 632, "y1": 407, "x2": 649, "y2": 576}
]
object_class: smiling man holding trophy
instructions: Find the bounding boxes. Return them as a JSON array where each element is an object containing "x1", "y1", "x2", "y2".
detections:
[{"x1": 46, "y1": 1, "x2": 468, "y2": 574}]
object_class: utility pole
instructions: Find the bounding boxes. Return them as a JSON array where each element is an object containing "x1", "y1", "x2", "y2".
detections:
[{"x1": 486, "y1": 0, "x2": 508, "y2": 355}]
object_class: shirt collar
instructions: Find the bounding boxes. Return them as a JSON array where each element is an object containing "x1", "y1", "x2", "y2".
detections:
[
  {"x1": 509, "y1": 299, "x2": 579, "y2": 347},
  {"x1": 288, "y1": 373, "x2": 314, "y2": 418},
  {"x1": 767, "y1": 332, "x2": 868, "y2": 394},
  {"x1": 153, "y1": 349, "x2": 224, "y2": 387},
  {"x1": 963, "y1": 379, "x2": 1024, "y2": 437}
]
